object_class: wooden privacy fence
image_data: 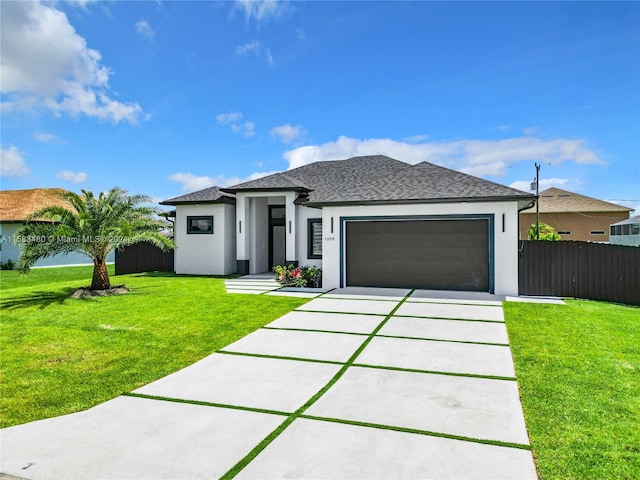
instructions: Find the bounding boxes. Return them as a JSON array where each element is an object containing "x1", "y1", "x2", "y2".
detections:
[
  {"x1": 519, "y1": 240, "x2": 640, "y2": 306},
  {"x1": 115, "y1": 242, "x2": 174, "y2": 275}
]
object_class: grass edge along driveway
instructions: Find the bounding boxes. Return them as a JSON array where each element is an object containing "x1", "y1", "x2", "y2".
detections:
[
  {"x1": 505, "y1": 300, "x2": 639, "y2": 480},
  {"x1": 0, "y1": 266, "x2": 307, "y2": 428}
]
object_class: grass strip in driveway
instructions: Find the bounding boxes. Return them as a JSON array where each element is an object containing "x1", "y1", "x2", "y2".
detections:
[
  {"x1": 350, "y1": 363, "x2": 517, "y2": 382},
  {"x1": 216, "y1": 349, "x2": 346, "y2": 366},
  {"x1": 122, "y1": 392, "x2": 291, "y2": 417},
  {"x1": 263, "y1": 327, "x2": 509, "y2": 347},
  {"x1": 262, "y1": 326, "x2": 370, "y2": 337},
  {"x1": 375, "y1": 333, "x2": 509, "y2": 347},
  {"x1": 220, "y1": 291, "x2": 414, "y2": 479},
  {"x1": 300, "y1": 415, "x2": 531, "y2": 450}
]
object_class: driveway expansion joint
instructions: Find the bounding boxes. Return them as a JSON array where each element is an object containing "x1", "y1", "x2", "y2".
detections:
[
  {"x1": 375, "y1": 333, "x2": 509, "y2": 347},
  {"x1": 122, "y1": 392, "x2": 291, "y2": 417},
  {"x1": 350, "y1": 363, "x2": 518, "y2": 382},
  {"x1": 299, "y1": 414, "x2": 532, "y2": 451},
  {"x1": 293, "y1": 309, "x2": 388, "y2": 317},
  {"x1": 216, "y1": 349, "x2": 346, "y2": 366},
  {"x1": 261, "y1": 326, "x2": 370, "y2": 337},
  {"x1": 393, "y1": 314, "x2": 505, "y2": 323}
]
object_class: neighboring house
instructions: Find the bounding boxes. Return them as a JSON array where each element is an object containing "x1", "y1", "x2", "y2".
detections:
[
  {"x1": 519, "y1": 187, "x2": 633, "y2": 242},
  {"x1": 0, "y1": 188, "x2": 115, "y2": 268},
  {"x1": 163, "y1": 155, "x2": 535, "y2": 296},
  {"x1": 610, "y1": 216, "x2": 640, "y2": 247}
]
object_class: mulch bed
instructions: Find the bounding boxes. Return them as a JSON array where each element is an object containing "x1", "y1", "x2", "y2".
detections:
[{"x1": 70, "y1": 285, "x2": 130, "y2": 299}]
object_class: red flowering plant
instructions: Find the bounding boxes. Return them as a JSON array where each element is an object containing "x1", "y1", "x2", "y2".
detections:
[{"x1": 273, "y1": 264, "x2": 322, "y2": 288}]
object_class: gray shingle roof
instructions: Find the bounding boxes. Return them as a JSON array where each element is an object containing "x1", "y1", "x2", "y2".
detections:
[
  {"x1": 223, "y1": 155, "x2": 407, "y2": 196},
  {"x1": 161, "y1": 186, "x2": 235, "y2": 205},
  {"x1": 223, "y1": 155, "x2": 534, "y2": 205}
]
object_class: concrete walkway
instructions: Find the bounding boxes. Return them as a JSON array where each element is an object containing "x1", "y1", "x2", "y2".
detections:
[{"x1": 1, "y1": 287, "x2": 538, "y2": 480}]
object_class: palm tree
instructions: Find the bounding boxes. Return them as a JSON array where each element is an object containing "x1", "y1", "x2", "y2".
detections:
[{"x1": 17, "y1": 187, "x2": 175, "y2": 290}]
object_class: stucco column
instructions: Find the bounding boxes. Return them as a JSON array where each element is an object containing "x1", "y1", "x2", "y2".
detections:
[
  {"x1": 235, "y1": 194, "x2": 250, "y2": 274},
  {"x1": 285, "y1": 191, "x2": 297, "y2": 264}
]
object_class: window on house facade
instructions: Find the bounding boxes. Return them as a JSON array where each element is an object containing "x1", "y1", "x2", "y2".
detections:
[
  {"x1": 308, "y1": 218, "x2": 322, "y2": 259},
  {"x1": 590, "y1": 230, "x2": 605, "y2": 235},
  {"x1": 557, "y1": 230, "x2": 572, "y2": 235},
  {"x1": 187, "y1": 216, "x2": 214, "y2": 234}
]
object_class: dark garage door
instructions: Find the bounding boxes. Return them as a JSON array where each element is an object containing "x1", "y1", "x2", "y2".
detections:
[{"x1": 345, "y1": 219, "x2": 490, "y2": 291}]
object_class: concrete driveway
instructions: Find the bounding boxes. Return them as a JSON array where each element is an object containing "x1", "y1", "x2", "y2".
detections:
[{"x1": 1, "y1": 287, "x2": 537, "y2": 480}]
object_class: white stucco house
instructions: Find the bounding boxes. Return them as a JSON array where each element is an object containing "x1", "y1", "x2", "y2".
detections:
[{"x1": 162, "y1": 155, "x2": 536, "y2": 296}]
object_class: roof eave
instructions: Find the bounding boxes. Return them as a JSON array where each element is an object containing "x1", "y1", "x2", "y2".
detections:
[
  {"x1": 221, "y1": 187, "x2": 312, "y2": 194},
  {"x1": 306, "y1": 194, "x2": 537, "y2": 208},
  {"x1": 160, "y1": 196, "x2": 236, "y2": 206}
]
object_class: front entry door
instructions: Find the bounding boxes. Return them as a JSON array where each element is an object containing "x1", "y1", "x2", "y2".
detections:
[{"x1": 269, "y1": 206, "x2": 286, "y2": 269}]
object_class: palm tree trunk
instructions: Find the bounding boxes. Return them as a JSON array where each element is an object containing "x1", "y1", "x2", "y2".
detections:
[{"x1": 91, "y1": 258, "x2": 111, "y2": 290}]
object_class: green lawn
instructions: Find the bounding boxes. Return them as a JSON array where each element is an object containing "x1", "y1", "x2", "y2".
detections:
[
  {"x1": 0, "y1": 266, "x2": 306, "y2": 427},
  {"x1": 505, "y1": 300, "x2": 640, "y2": 480}
]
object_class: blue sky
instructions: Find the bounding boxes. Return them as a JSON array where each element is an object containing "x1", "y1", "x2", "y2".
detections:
[{"x1": 1, "y1": 0, "x2": 639, "y2": 212}]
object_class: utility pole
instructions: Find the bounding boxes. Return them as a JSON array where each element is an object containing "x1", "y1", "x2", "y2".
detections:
[{"x1": 535, "y1": 163, "x2": 540, "y2": 240}]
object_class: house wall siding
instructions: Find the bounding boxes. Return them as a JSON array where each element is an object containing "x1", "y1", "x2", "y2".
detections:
[
  {"x1": 296, "y1": 205, "x2": 323, "y2": 269},
  {"x1": 519, "y1": 211, "x2": 628, "y2": 242},
  {"x1": 223, "y1": 204, "x2": 237, "y2": 272},
  {"x1": 322, "y1": 201, "x2": 521, "y2": 296},
  {"x1": 174, "y1": 204, "x2": 235, "y2": 275}
]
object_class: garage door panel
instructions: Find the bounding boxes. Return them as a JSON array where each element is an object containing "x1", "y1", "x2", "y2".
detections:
[{"x1": 346, "y1": 219, "x2": 490, "y2": 292}]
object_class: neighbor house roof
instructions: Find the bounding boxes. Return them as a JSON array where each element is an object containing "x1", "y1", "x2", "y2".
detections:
[
  {"x1": 223, "y1": 155, "x2": 535, "y2": 206},
  {"x1": 0, "y1": 188, "x2": 70, "y2": 222},
  {"x1": 521, "y1": 187, "x2": 633, "y2": 214},
  {"x1": 161, "y1": 186, "x2": 236, "y2": 205},
  {"x1": 611, "y1": 215, "x2": 640, "y2": 227}
]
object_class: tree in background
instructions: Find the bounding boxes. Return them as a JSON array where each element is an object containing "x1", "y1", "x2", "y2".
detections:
[
  {"x1": 528, "y1": 222, "x2": 562, "y2": 241},
  {"x1": 17, "y1": 188, "x2": 175, "y2": 290}
]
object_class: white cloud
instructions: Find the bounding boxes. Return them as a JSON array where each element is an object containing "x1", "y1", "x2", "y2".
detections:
[
  {"x1": 0, "y1": 145, "x2": 29, "y2": 177},
  {"x1": 234, "y1": 0, "x2": 287, "y2": 23},
  {"x1": 168, "y1": 173, "x2": 219, "y2": 192},
  {"x1": 57, "y1": 170, "x2": 87, "y2": 183},
  {"x1": 521, "y1": 126, "x2": 540, "y2": 136},
  {"x1": 509, "y1": 177, "x2": 569, "y2": 192},
  {"x1": 0, "y1": 1, "x2": 143, "y2": 124},
  {"x1": 234, "y1": 41, "x2": 274, "y2": 65},
  {"x1": 216, "y1": 112, "x2": 243, "y2": 124},
  {"x1": 33, "y1": 131, "x2": 59, "y2": 143},
  {"x1": 232, "y1": 121, "x2": 255, "y2": 137},
  {"x1": 270, "y1": 123, "x2": 306, "y2": 144},
  {"x1": 283, "y1": 135, "x2": 605, "y2": 174},
  {"x1": 216, "y1": 112, "x2": 255, "y2": 137},
  {"x1": 135, "y1": 19, "x2": 155, "y2": 42},
  {"x1": 235, "y1": 41, "x2": 261, "y2": 56},
  {"x1": 168, "y1": 170, "x2": 278, "y2": 192}
]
